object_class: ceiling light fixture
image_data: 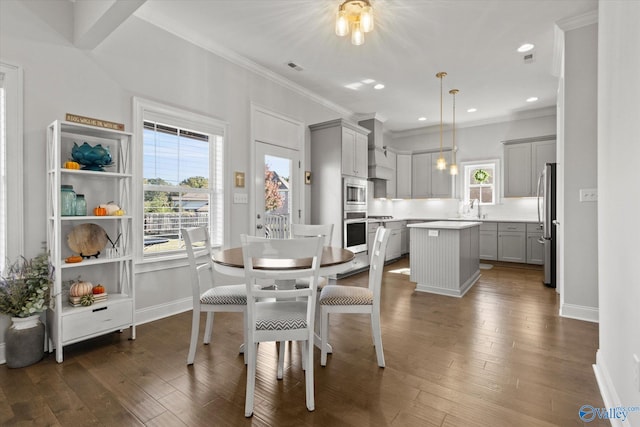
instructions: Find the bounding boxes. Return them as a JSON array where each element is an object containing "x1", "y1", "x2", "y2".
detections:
[
  {"x1": 449, "y1": 89, "x2": 459, "y2": 176},
  {"x1": 418, "y1": 117, "x2": 427, "y2": 121},
  {"x1": 436, "y1": 72, "x2": 447, "y2": 171},
  {"x1": 526, "y1": 96, "x2": 539, "y2": 102},
  {"x1": 335, "y1": 0, "x2": 374, "y2": 46},
  {"x1": 373, "y1": 83, "x2": 385, "y2": 89},
  {"x1": 467, "y1": 108, "x2": 477, "y2": 113},
  {"x1": 517, "y1": 43, "x2": 535, "y2": 53}
]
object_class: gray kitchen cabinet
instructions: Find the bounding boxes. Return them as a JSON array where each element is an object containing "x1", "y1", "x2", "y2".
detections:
[
  {"x1": 386, "y1": 150, "x2": 397, "y2": 199},
  {"x1": 504, "y1": 138, "x2": 556, "y2": 197},
  {"x1": 367, "y1": 221, "x2": 381, "y2": 257},
  {"x1": 411, "y1": 150, "x2": 452, "y2": 198},
  {"x1": 497, "y1": 222, "x2": 526, "y2": 262},
  {"x1": 383, "y1": 221, "x2": 405, "y2": 261},
  {"x1": 396, "y1": 154, "x2": 412, "y2": 198},
  {"x1": 526, "y1": 223, "x2": 544, "y2": 265},
  {"x1": 479, "y1": 221, "x2": 498, "y2": 260},
  {"x1": 401, "y1": 224, "x2": 408, "y2": 254},
  {"x1": 341, "y1": 126, "x2": 368, "y2": 178}
]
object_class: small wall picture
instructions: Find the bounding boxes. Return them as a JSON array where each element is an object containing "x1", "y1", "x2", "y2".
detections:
[
  {"x1": 235, "y1": 171, "x2": 245, "y2": 188},
  {"x1": 305, "y1": 171, "x2": 312, "y2": 185}
]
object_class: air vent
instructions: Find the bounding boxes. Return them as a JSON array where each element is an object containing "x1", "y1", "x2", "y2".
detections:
[
  {"x1": 523, "y1": 53, "x2": 535, "y2": 64},
  {"x1": 287, "y1": 61, "x2": 304, "y2": 71}
]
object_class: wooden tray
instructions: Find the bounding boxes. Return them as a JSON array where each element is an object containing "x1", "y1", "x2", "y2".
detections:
[{"x1": 67, "y1": 223, "x2": 108, "y2": 258}]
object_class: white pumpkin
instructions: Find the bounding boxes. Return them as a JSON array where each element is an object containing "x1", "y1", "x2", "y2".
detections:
[
  {"x1": 70, "y1": 281, "x2": 93, "y2": 297},
  {"x1": 99, "y1": 201, "x2": 120, "y2": 216}
]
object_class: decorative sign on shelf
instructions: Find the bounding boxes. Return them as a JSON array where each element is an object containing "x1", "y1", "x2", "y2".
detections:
[{"x1": 65, "y1": 113, "x2": 125, "y2": 131}]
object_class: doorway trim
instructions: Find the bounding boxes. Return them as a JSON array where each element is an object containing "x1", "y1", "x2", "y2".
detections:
[{"x1": 250, "y1": 103, "x2": 305, "y2": 236}]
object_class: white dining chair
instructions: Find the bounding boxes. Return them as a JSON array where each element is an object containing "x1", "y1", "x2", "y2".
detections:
[
  {"x1": 291, "y1": 223, "x2": 334, "y2": 290},
  {"x1": 240, "y1": 234, "x2": 324, "y2": 417},
  {"x1": 319, "y1": 226, "x2": 390, "y2": 368},
  {"x1": 183, "y1": 227, "x2": 255, "y2": 365}
]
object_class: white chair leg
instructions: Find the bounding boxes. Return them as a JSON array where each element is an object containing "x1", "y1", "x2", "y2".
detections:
[
  {"x1": 371, "y1": 310, "x2": 385, "y2": 368},
  {"x1": 245, "y1": 342, "x2": 258, "y2": 417},
  {"x1": 305, "y1": 336, "x2": 315, "y2": 411},
  {"x1": 187, "y1": 308, "x2": 200, "y2": 365},
  {"x1": 277, "y1": 341, "x2": 285, "y2": 379},
  {"x1": 320, "y1": 307, "x2": 329, "y2": 366},
  {"x1": 242, "y1": 309, "x2": 248, "y2": 364},
  {"x1": 203, "y1": 312, "x2": 214, "y2": 344}
]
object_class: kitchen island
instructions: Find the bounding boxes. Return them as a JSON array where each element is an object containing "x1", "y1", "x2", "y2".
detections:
[{"x1": 408, "y1": 221, "x2": 481, "y2": 297}]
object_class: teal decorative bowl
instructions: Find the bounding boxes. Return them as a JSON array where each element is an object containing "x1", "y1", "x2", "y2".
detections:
[{"x1": 71, "y1": 142, "x2": 113, "y2": 171}]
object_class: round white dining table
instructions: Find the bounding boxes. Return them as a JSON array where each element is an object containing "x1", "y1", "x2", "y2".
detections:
[{"x1": 212, "y1": 245, "x2": 356, "y2": 353}]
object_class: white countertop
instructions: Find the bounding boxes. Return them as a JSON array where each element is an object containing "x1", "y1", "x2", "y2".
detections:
[
  {"x1": 368, "y1": 217, "x2": 538, "y2": 224},
  {"x1": 407, "y1": 221, "x2": 482, "y2": 230}
]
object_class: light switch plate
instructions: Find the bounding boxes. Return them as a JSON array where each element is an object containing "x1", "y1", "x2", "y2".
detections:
[
  {"x1": 233, "y1": 193, "x2": 248, "y2": 204},
  {"x1": 579, "y1": 188, "x2": 598, "y2": 202},
  {"x1": 428, "y1": 230, "x2": 439, "y2": 237}
]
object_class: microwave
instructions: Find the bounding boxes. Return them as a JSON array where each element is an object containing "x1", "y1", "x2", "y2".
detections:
[{"x1": 343, "y1": 177, "x2": 367, "y2": 214}]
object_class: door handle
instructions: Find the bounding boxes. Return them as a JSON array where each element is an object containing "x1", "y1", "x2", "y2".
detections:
[{"x1": 256, "y1": 224, "x2": 263, "y2": 229}]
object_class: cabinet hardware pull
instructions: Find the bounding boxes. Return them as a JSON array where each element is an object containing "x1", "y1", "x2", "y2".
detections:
[{"x1": 92, "y1": 306, "x2": 108, "y2": 313}]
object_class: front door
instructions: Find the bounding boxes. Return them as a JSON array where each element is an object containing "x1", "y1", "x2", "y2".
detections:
[{"x1": 254, "y1": 142, "x2": 300, "y2": 237}]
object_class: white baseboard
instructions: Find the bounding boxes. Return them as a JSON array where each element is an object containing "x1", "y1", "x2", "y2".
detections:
[
  {"x1": 135, "y1": 297, "x2": 193, "y2": 326},
  {"x1": 593, "y1": 350, "x2": 627, "y2": 427},
  {"x1": 560, "y1": 303, "x2": 599, "y2": 323}
]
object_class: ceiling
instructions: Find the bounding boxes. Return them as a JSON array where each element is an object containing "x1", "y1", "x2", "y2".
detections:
[{"x1": 133, "y1": 0, "x2": 597, "y2": 132}]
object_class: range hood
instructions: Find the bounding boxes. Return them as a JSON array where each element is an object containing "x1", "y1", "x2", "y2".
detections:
[{"x1": 359, "y1": 118, "x2": 393, "y2": 198}]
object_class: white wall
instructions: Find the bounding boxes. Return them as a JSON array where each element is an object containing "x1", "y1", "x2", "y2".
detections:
[
  {"x1": 559, "y1": 21, "x2": 599, "y2": 322},
  {"x1": 595, "y1": 0, "x2": 640, "y2": 419},
  {"x1": 0, "y1": 0, "x2": 347, "y2": 352}
]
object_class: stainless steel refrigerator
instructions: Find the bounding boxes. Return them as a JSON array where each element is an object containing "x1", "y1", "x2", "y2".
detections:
[{"x1": 537, "y1": 163, "x2": 557, "y2": 288}]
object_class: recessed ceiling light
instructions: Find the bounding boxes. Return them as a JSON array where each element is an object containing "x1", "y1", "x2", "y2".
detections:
[
  {"x1": 345, "y1": 82, "x2": 363, "y2": 90},
  {"x1": 467, "y1": 108, "x2": 477, "y2": 113},
  {"x1": 418, "y1": 117, "x2": 427, "y2": 121},
  {"x1": 526, "y1": 97, "x2": 539, "y2": 102},
  {"x1": 361, "y1": 78, "x2": 375, "y2": 84},
  {"x1": 374, "y1": 84, "x2": 385, "y2": 90},
  {"x1": 517, "y1": 43, "x2": 535, "y2": 53}
]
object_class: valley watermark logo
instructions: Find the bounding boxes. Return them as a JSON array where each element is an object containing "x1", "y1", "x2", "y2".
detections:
[{"x1": 579, "y1": 404, "x2": 640, "y2": 422}]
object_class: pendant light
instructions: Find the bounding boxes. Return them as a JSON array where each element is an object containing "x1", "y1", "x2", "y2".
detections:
[
  {"x1": 449, "y1": 89, "x2": 459, "y2": 176},
  {"x1": 436, "y1": 72, "x2": 447, "y2": 170}
]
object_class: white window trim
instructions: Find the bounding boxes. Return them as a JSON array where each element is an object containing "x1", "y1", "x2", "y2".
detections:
[
  {"x1": 459, "y1": 158, "x2": 501, "y2": 205},
  {"x1": 132, "y1": 97, "x2": 230, "y2": 270},
  {"x1": 0, "y1": 61, "x2": 24, "y2": 269}
]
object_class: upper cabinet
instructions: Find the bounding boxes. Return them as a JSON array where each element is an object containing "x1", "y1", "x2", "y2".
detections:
[
  {"x1": 504, "y1": 138, "x2": 556, "y2": 197},
  {"x1": 396, "y1": 154, "x2": 412, "y2": 199},
  {"x1": 340, "y1": 126, "x2": 368, "y2": 178},
  {"x1": 411, "y1": 150, "x2": 452, "y2": 198}
]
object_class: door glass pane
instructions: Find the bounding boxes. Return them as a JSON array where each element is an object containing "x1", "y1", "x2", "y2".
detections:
[{"x1": 264, "y1": 154, "x2": 291, "y2": 238}]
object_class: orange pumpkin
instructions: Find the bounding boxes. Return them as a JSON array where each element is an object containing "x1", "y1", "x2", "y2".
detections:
[
  {"x1": 92, "y1": 284, "x2": 105, "y2": 295},
  {"x1": 63, "y1": 161, "x2": 81, "y2": 169},
  {"x1": 93, "y1": 206, "x2": 107, "y2": 216}
]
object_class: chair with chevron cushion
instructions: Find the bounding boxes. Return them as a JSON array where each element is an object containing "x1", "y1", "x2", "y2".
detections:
[
  {"x1": 319, "y1": 226, "x2": 390, "y2": 368},
  {"x1": 183, "y1": 227, "x2": 256, "y2": 365},
  {"x1": 240, "y1": 234, "x2": 324, "y2": 417}
]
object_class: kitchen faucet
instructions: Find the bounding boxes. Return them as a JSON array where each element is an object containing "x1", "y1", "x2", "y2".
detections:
[{"x1": 469, "y1": 199, "x2": 480, "y2": 219}]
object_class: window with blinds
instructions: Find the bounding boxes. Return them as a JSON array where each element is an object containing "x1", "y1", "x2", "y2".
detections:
[
  {"x1": 141, "y1": 112, "x2": 224, "y2": 256},
  {"x1": 0, "y1": 62, "x2": 24, "y2": 271}
]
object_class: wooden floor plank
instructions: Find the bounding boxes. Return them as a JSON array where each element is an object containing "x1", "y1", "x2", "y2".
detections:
[{"x1": 0, "y1": 258, "x2": 607, "y2": 426}]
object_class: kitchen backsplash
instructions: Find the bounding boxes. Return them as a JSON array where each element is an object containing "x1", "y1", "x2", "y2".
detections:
[{"x1": 369, "y1": 197, "x2": 539, "y2": 222}]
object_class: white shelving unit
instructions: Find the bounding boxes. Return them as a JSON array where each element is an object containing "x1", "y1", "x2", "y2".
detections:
[{"x1": 46, "y1": 120, "x2": 135, "y2": 363}]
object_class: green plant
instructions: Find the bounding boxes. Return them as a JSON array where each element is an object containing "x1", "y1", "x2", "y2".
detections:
[{"x1": 0, "y1": 253, "x2": 53, "y2": 318}]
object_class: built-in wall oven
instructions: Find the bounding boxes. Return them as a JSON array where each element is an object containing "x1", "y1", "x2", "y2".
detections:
[{"x1": 344, "y1": 213, "x2": 368, "y2": 254}]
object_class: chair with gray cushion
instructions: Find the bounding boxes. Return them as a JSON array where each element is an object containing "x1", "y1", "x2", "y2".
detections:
[
  {"x1": 240, "y1": 234, "x2": 324, "y2": 417},
  {"x1": 319, "y1": 226, "x2": 390, "y2": 368},
  {"x1": 183, "y1": 227, "x2": 255, "y2": 365}
]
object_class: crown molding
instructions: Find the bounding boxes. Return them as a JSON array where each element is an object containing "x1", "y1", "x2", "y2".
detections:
[
  {"x1": 390, "y1": 106, "x2": 557, "y2": 138},
  {"x1": 354, "y1": 112, "x2": 388, "y2": 123},
  {"x1": 135, "y1": 15, "x2": 354, "y2": 119},
  {"x1": 556, "y1": 10, "x2": 598, "y2": 32}
]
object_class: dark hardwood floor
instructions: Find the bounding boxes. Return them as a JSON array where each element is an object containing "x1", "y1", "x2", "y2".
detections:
[{"x1": 0, "y1": 258, "x2": 607, "y2": 426}]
